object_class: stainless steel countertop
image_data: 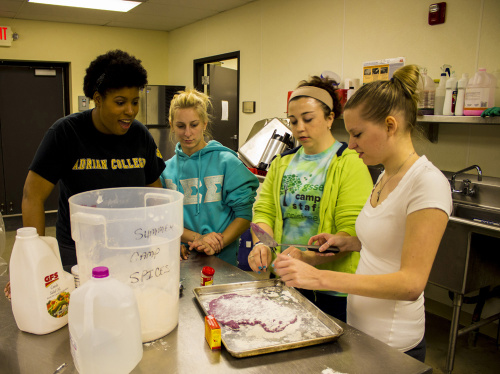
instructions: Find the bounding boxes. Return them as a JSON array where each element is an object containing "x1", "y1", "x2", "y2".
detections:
[{"x1": 0, "y1": 253, "x2": 432, "y2": 374}]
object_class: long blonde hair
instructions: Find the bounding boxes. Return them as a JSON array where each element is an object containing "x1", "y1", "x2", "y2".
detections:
[
  {"x1": 345, "y1": 64, "x2": 420, "y2": 134},
  {"x1": 169, "y1": 89, "x2": 213, "y2": 141}
]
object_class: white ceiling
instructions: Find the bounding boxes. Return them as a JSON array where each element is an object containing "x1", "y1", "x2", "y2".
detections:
[{"x1": 0, "y1": 0, "x2": 257, "y2": 32}]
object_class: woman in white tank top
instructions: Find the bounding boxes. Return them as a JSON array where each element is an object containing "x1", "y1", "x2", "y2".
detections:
[{"x1": 273, "y1": 64, "x2": 453, "y2": 362}]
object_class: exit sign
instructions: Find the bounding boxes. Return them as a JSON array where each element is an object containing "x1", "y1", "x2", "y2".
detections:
[{"x1": 0, "y1": 26, "x2": 12, "y2": 47}]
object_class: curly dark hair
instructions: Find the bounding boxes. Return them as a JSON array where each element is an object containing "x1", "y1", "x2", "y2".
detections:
[
  {"x1": 292, "y1": 75, "x2": 342, "y2": 120},
  {"x1": 83, "y1": 50, "x2": 148, "y2": 99}
]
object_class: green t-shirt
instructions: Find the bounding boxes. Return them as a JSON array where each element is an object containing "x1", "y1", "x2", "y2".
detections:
[{"x1": 280, "y1": 141, "x2": 342, "y2": 248}]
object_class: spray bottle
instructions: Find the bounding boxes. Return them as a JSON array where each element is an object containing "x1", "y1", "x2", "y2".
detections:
[{"x1": 435, "y1": 65, "x2": 451, "y2": 115}]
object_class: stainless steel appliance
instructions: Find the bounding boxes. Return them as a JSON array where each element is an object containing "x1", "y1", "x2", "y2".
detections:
[
  {"x1": 238, "y1": 118, "x2": 297, "y2": 170},
  {"x1": 137, "y1": 85, "x2": 185, "y2": 161}
]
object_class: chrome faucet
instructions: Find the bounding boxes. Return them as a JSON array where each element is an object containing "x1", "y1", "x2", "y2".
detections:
[{"x1": 450, "y1": 165, "x2": 482, "y2": 195}]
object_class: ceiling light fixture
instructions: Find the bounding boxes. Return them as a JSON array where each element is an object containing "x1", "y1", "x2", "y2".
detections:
[{"x1": 28, "y1": 0, "x2": 142, "y2": 12}]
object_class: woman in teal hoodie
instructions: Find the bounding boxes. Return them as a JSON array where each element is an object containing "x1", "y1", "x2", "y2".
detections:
[{"x1": 160, "y1": 90, "x2": 259, "y2": 266}]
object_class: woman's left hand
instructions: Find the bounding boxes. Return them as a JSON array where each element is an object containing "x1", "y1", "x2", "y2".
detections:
[
  {"x1": 273, "y1": 252, "x2": 321, "y2": 290},
  {"x1": 189, "y1": 232, "x2": 224, "y2": 256}
]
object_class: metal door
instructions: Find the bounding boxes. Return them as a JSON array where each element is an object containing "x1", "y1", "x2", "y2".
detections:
[
  {"x1": 208, "y1": 65, "x2": 238, "y2": 151},
  {"x1": 0, "y1": 64, "x2": 66, "y2": 215}
]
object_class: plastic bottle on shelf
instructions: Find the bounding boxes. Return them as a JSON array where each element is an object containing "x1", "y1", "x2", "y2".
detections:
[
  {"x1": 347, "y1": 86, "x2": 355, "y2": 101},
  {"x1": 464, "y1": 68, "x2": 496, "y2": 116},
  {"x1": 434, "y1": 72, "x2": 448, "y2": 115},
  {"x1": 455, "y1": 73, "x2": 469, "y2": 116},
  {"x1": 9, "y1": 227, "x2": 74, "y2": 334},
  {"x1": 68, "y1": 266, "x2": 143, "y2": 374},
  {"x1": 418, "y1": 68, "x2": 436, "y2": 115},
  {"x1": 443, "y1": 72, "x2": 458, "y2": 116}
]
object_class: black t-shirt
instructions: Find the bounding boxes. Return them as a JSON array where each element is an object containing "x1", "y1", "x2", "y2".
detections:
[{"x1": 30, "y1": 109, "x2": 166, "y2": 249}]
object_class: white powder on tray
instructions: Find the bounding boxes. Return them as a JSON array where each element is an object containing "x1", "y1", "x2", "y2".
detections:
[
  {"x1": 207, "y1": 293, "x2": 298, "y2": 332},
  {"x1": 322, "y1": 369, "x2": 348, "y2": 374},
  {"x1": 203, "y1": 288, "x2": 334, "y2": 352}
]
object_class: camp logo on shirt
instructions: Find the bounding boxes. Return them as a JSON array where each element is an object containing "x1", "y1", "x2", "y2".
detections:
[
  {"x1": 166, "y1": 175, "x2": 224, "y2": 204},
  {"x1": 281, "y1": 173, "x2": 323, "y2": 213}
]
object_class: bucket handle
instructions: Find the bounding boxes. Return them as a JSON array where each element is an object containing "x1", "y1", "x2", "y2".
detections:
[
  {"x1": 144, "y1": 192, "x2": 173, "y2": 207},
  {"x1": 70, "y1": 212, "x2": 106, "y2": 243}
]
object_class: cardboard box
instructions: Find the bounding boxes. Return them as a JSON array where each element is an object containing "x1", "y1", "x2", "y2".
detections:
[{"x1": 205, "y1": 315, "x2": 221, "y2": 350}]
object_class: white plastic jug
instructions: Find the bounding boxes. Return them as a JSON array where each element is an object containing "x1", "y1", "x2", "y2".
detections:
[
  {"x1": 464, "y1": 68, "x2": 496, "y2": 116},
  {"x1": 9, "y1": 227, "x2": 74, "y2": 334},
  {"x1": 68, "y1": 266, "x2": 143, "y2": 374},
  {"x1": 69, "y1": 187, "x2": 184, "y2": 342}
]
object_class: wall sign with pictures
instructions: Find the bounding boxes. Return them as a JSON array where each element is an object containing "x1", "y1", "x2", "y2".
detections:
[{"x1": 362, "y1": 57, "x2": 405, "y2": 84}]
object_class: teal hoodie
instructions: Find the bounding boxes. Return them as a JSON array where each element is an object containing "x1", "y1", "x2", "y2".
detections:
[{"x1": 160, "y1": 140, "x2": 259, "y2": 265}]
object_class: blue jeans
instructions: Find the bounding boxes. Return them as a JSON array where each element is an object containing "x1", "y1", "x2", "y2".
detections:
[{"x1": 405, "y1": 337, "x2": 426, "y2": 363}]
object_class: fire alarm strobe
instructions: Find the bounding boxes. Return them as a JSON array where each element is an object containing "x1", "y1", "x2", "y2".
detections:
[{"x1": 429, "y1": 2, "x2": 446, "y2": 25}]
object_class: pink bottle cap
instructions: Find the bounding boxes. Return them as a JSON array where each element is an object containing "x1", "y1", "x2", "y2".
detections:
[{"x1": 92, "y1": 266, "x2": 109, "y2": 278}]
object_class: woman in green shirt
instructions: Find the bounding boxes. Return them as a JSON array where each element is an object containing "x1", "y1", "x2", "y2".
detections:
[{"x1": 248, "y1": 76, "x2": 372, "y2": 321}]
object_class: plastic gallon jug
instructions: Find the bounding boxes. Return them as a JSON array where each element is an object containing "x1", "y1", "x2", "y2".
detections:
[
  {"x1": 464, "y1": 68, "x2": 496, "y2": 116},
  {"x1": 68, "y1": 266, "x2": 143, "y2": 374},
  {"x1": 9, "y1": 227, "x2": 74, "y2": 334},
  {"x1": 69, "y1": 187, "x2": 184, "y2": 342},
  {"x1": 418, "y1": 68, "x2": 436, "y2": 115}
]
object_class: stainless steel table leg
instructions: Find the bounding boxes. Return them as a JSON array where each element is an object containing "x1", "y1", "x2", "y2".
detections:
[{"x1": 446, "y1": 292, "x2": 463, "y2": 374}]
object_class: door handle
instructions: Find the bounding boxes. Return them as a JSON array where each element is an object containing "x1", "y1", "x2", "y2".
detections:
[
  {"x1": 9, "y1": 202, "x2": 14, "y2": 212},
  {"x1": 230, "y1": 135, "x2": 238, "y2": 140},
  {"x1": 0, "y1": 203, "x2": 4, "y2": 214}
]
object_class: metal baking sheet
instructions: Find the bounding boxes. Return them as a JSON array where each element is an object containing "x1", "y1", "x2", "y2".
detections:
[{"x1": 193, "y1": 279, "x2": 343, "y2": 357}]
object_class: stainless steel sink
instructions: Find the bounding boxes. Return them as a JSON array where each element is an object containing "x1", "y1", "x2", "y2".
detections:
[
  {"x1": 430, "y1": 202, "x2": 500, "y2": 295},
  {"x1": 452, "y1": 203, "x2": 500, "y2": 227},
  {"x1": 429, "y1": 171, "x2": 500, "y2": 373}
]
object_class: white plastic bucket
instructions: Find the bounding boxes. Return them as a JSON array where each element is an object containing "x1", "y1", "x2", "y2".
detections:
[{"x1": 69, "y1": 187, "x2": 184, "y2": 342}]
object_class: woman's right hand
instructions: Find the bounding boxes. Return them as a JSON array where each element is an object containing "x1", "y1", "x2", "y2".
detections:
[
  {"x1": 308, "y1": 233, "x2": 361, "y2": 253},
  {"x1": 248, "y1": 243, "x2": 272, "y2": 273}
]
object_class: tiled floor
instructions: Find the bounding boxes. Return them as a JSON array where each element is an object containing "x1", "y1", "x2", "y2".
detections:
[{"x1": 2, "y1": 227, "x2": 499, "y2": 373}]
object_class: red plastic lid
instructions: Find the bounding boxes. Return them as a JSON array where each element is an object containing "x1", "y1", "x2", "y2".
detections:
[
  {"x1": 92, "y1": 266, "x2": 109, "y2": 278},
  {"x1": 202, "y1": 266, "x2": 215, "y2": 276}
]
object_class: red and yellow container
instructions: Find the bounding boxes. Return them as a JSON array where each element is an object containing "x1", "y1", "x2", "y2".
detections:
[
  {"x1": 205, "y1": 315, "x2": 221, "y2": 350},
  {"x1": 201, "y1": 266, "x2": 215, "y2": 286}
]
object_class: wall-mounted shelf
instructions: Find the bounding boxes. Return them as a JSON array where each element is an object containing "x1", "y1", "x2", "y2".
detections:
[{"x1": 418, "y1": 115, "x2": 500, "y2": 143}]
